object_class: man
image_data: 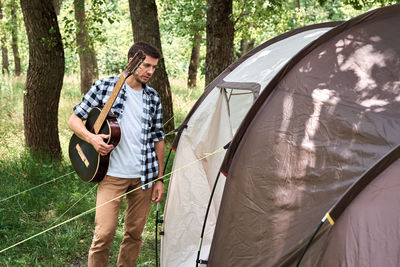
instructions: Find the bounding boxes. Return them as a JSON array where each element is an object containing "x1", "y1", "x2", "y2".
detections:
[{"x1": 68, "y1": 42, "x2": 165, "y2": 266}]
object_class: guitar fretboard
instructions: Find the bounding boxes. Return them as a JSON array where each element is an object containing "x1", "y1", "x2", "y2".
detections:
[{"x1": 93, "y1": 75, "x2": 127, "y2": 134}]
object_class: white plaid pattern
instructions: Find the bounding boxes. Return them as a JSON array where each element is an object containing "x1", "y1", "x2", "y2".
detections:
[{"x1": 74, "y1": 76, "x2": 165, "y2": 189}]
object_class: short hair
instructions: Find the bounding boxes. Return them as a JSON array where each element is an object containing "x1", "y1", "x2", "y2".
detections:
[{"x1": 128, "y1": 42, "x2": 161, "y2": 59}]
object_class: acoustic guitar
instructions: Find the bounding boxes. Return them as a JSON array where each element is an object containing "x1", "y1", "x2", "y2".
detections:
[{"x1": 69, "y1": 51, "x2": 146, "y2": 182}]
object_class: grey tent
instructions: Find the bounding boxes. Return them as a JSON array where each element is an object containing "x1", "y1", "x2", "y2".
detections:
[
  {"x1": 208, "y1": 4, "x2": 400, "y2": 267},
  {"x1": 161, "y1": 3, "x2": 400, "y2": 267},
  {"x1": 160, "y1": 22, "x2": 340, "y2": 267}
]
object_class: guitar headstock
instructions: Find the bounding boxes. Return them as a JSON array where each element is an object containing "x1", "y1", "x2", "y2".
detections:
[{"x1": 123, "y1": 50, "x2": 146, "y2": 78}]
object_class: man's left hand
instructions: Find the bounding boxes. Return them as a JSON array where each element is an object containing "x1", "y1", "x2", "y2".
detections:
[{"x1": 152, "y1": 180, "x2": 164, "y2": 203}]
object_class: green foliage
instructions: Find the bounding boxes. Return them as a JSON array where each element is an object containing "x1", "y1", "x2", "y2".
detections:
[
  {"x1": 1, "y1": 0, "x2": 399, "y2": 78},
  {"x1": 232, "y1": 0, "x2": 282, "y2": 40},
  {"x1": 60, "y1": 0, "x2": 123, "y2": 75},
  {"x1": 0, "y1": 0, "x2": 28, "y2": 75},
  {"x1": 161, "y1": 35, "x2": 193, "y2": 79},
  {"x1": 157, "y1": 0, "x2": 207, "y2": 79},
  {"x1": 232, "y1": 0, "x2": 376, "y2": 49},
  {"x1": 343, "y1": 0, "x2": 399, "y2": 10},
  {"x1": 159, "y1": 0, "x2": 206, "y2": 38},
  {"x1": 157, "y1": 0, "x2": 389, "y2": 76},
  {"x1": 61, "y1": 0, "x2": 120, "y2": 50},
  {"x1": 0, "y1": 75, "x2": 24, "y2": 157}
]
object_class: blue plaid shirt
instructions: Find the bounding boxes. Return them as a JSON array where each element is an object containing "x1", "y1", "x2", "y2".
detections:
[{"x1": 73, "y1": 76, "x2": 165, "y2": 189}]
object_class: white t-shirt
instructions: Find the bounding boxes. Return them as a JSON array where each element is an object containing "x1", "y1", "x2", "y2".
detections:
[{"x1": 107, "y1": 84, "x2": 143, "y2": 178}]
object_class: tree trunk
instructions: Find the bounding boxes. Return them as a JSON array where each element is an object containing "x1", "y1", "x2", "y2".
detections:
[
  {"x1": 10, "y1": 0, "x2": 21, "y2": 76},
  {"x1": 1, "y1": 42, "x2": 9, "y2": 74},
  {"x1": 237, "y1": 39, "x2": 255, "y2": 59},
  {"x1": 20, "y1": 0, "x2": 64, "y2": 160},
  {"x1": 205, "y1": 0, "x2": 234, "y2": 86},
  {"x1": 128, "y1": 0, "x2": 175, "y2": 143},
  {"x1": 52, "y1": 0, "x2": 63, "y2": 15},
  {"x1": 0, "y1": 1, "x2": 9, "y2": 74},
  {"x1": 187, "y1": 33, "x2": 202, "y2": 88},
  {"x1": 74, "y1": 0, "x2": 97, "y2": 94},
  {"x1": 91, "y1": 48, "x2": 99, "y2": 80}
]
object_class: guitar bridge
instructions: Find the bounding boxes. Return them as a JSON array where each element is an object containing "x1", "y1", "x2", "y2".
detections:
[{"x1": 76, "y1": 144, "x2": 90, "y2": 167}]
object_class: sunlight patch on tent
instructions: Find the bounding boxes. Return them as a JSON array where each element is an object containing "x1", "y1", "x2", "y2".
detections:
[
  {"x1": 279, "y1": 93, "x2": 294, "y2": 136},
  {"x1": 339, "y1": 44, "x2": 386, "y2": 96},
  {"x1": 360, "y1": 97, "x2": 388, "y2": 108}
]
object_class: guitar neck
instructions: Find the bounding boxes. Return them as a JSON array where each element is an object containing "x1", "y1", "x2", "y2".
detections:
[
  {"x1": 91, "y1": 50, "x2": 145, "y2": 134},
  {"x1": 93, "y1": 73, "x2": 128, "y2": 134}
]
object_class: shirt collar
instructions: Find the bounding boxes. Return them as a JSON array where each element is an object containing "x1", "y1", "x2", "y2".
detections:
[
  {"x1": 142, "y1": 83, "x2": 151, "y2": 96},
  {"x1": 120, "y1": 77, "x2": 150, "y2": 96}
]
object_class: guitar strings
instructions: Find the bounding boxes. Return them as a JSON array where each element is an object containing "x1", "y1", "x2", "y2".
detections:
[
  {"x1": 0, "y1": 145, "x2": 225, "y2": 254},
  {"x1": 0, "y1": 171, "x2": 75, "y2": 203}
]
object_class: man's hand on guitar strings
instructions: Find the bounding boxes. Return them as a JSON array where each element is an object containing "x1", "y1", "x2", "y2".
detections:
[{"x1": 89, "y1": 133, "x2": 114, "y2": 156}]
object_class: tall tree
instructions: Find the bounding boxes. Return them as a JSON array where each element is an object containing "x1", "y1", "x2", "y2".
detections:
[
  {"x1": 0, "y1": 0, "x2": 9, "y2": 74},
  {"x1": 74, "y1": 0, "x2": 98, "y2": 94},
  {"x1": 205, "y1": 0, "x2": 234, "y2": 86},
  {"x1": 128, "y1": 0, "x2": 174, "y2": 142},
  {"x1": 9, "y1": 0, "x2": 21, "y2": 76},
  {"x1": 20, "y1": 0, "x2": 64, "y2": 160}
]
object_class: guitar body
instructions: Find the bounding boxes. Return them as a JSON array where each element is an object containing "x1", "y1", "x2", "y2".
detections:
[
  {"x1": 69, "y1": 107, "x2": 121, "y2": 182},
  {"x1": 68, "y1": 50, "x2": 144, "y2": 182}
]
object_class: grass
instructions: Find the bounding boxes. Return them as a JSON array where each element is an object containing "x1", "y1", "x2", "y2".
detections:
[{"x1": 0, "y1": 74, "x2": 203, "y2": 266}]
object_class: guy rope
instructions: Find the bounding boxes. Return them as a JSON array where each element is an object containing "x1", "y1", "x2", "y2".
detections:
[{"x1": 0, "y1": 145, "x2": 225, "y2": 254}]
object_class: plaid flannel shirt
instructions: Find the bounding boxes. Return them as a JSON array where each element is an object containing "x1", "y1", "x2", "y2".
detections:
[{"x1": 73, "y1": 76, "x2": 165, "y2": 189}]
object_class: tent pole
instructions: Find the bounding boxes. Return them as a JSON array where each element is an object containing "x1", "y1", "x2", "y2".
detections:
[
  {"x1": 196, "y1": 172, "x2": 222, "y2": 266},
  {"x1": 155, "y1": 147, "x2": 173, "y2": 267},
  {"x1": 296, "y1": 217, "x2": 327, "y2": 267}
]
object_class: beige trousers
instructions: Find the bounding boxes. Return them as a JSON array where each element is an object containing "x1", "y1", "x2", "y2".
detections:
[{"x1": 88, "y1": 176, "x2": 152, "y2": 267}]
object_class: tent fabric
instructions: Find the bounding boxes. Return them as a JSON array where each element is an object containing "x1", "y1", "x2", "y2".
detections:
[
  {"x1": 328, "y1": 144, "x2": 400, "y2": 222},
  {"x1": 209, "y1": 4, "x2": 400, "y2": 267},
  {"x1": 161, "y1": 89, "x2": 232, "y2": 266},
  {"x1": 317, "y1": 156, "x2": 400, "y2": 267},
  {"x1": 171, "y1": 22, "x2": 340, "y2": 149},
  {"x1": 161, "y1": 23, "x2": 340, "y2": 267},
  {"x1": 298, "y1": 145, "x2": 400, "y2": 266}
]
